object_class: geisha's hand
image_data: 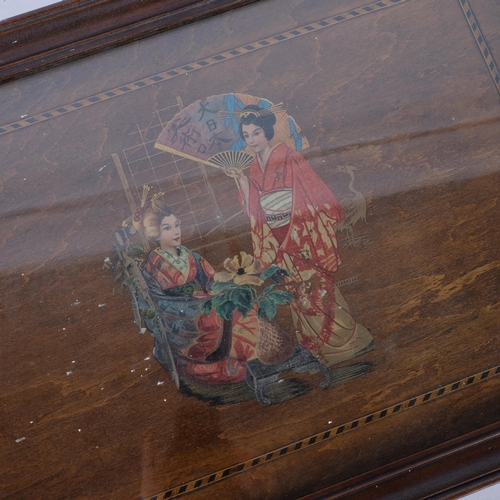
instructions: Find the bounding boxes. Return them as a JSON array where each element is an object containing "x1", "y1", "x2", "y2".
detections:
[{"x1": 224, "y1": 167, "x2": 246, "y2": 181}]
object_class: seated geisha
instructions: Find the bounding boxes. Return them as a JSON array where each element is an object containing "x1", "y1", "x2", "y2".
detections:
[{"x1": 136, "y1": 197, "x2": 261, "y2": 386}]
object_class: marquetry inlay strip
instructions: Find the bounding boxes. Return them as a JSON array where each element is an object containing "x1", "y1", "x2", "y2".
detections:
[
  {"x1": 458, "y1": 0, "x2": 500, "y2": 96},
  {"x1": 0, "y1": 0, "x2": 410, "y2": 137},
  {"x1": 144, "y1": 364, "x2": 500, "y2": 499}
]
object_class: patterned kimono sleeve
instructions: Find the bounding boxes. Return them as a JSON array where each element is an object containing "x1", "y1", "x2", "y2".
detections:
[
  {"x1": 142, "y1": 251, "x2": 171, "y2": 295},
  {"x1": 292, "y1": 149, "x2": 345, "y2": 226},
  {"x1": 142, "y1": 267, "x2": 165, "y2": 299},
  {"x1": 188, "y1": 251, "x2": 219, "y2": 294},
  {"x1": 284, "y1": 148, "x2": 345, "y2": 273}
]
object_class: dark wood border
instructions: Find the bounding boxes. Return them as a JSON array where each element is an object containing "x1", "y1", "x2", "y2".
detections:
[
  {"x1": 1, "y1": 1, "x2": 499, "y2": 498},
  {"x1": 0, "y1": 0, "x2": 260, "y2": 83},
  {"x1": 300, "y1": 422, "x2": 500, "y2": 500}
]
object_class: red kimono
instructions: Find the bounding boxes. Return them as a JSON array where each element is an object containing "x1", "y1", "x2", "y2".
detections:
[
  {"x1": 240, "y1": 143, "x2": 372, "y2": 366},
  {"x1": 142, "y1": 247, "x2": 259, "y2": 384}
]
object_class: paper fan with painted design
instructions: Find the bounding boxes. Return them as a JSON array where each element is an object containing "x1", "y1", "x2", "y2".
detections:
[
  {"x1": 155, "y1": 93, "x2": 309, "y2": 168},
  {"x1": 208, "y1": 150, "x2": 254, "y2": 170}
]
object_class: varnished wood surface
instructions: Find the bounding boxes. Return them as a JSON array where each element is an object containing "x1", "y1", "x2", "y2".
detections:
[
  {"x1": 302, "y1": 421, "x2": 500, "y2": 500},
  {"x1": 0, "y1": 0, "x2": 260, "y2": 83},
  {"x1": 1, "y1": 0, "x2": 500, "y2": 498}
]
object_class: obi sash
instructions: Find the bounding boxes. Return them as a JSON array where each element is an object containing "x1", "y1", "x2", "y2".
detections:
[{"x1": 260, "y1": 188, "x2": 292, "y2": 228}]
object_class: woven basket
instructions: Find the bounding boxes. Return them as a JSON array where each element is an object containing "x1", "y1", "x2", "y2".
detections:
[{"x1": 256, "y1": 319, "x2": 295, "y2": 364}]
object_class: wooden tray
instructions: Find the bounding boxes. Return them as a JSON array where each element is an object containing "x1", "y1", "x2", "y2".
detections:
[{"x1": 1, "y1": 1, "x2": 500, "y2": 498}]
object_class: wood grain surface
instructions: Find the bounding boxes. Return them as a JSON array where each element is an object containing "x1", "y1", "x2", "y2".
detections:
[{"x1": 1, "y1": 0, "x2": 500, "y2": 498}]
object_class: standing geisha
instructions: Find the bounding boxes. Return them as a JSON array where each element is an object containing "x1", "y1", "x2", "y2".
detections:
[{"x1": 225, "y1": 105, "x2": 373, "y2": 366}]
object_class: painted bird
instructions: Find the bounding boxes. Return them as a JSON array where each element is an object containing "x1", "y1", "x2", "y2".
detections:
[{"x1": 332, "y1": 165, "x2": 368, "y2": 242}]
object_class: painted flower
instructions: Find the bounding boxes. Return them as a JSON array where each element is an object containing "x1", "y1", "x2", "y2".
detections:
[{"x1": 214, "y1": 251, "x2": 263, "y2": 286}]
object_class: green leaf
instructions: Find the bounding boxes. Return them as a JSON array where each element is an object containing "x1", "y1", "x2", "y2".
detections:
[
  {"x1": 229, "y1": 286, "x2": 253, "y2": 308},
  {"x1": 259, "y1": 264, "x2": 281, "y2": 281},
  {"x1": 199, "y1": 299, "x2": 213, "y2": 315},
  {"x1": 267, "y1": 290, "x2": 293, "y2": 305},
  {"x1": 211, "y1": 281, "x2": 238, "y2": 293},
  {"x1": 235, "y1": 303, "x2": 252, "y2": 318},
  {"x1": 217, "y1": 300, "x2": 236, "y2": 321},
  {"x1": 211, "y1": 293, "x2": 230, "y2": 309},
  {"x1": 144, "y1": 307, "x2": 156, "y2": 319},
  {"x1": 229, "y1": 285, "x2": 254, "y2": 317},
  {"x1": 262, "y1": 284, "x2": 275, "y2": 295},
  {"x1": 257, "y1": 297, "x2": 277, "y2": 321},
  {"x1": 270, "y1": 268, "x2": 292, "y2": 284}
]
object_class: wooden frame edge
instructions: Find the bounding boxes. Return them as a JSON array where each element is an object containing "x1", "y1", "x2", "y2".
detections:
[
  {"x1": 300, "y1": 422, "x2": 500, "y2": 500},
  {"x1": 0, "y1": 0, "x2": 261, "y2": 84},
  {"x1": 1, "y1": 1, "x2": 499, "y2": 498}
]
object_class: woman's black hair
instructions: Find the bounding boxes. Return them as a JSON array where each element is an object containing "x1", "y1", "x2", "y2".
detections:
[
  {"x1": 239, "y1": 105, "x2": 277, "y2": 141},
  {"x1": 150, "y1": 205, "x2": 182, "y2": 255}
]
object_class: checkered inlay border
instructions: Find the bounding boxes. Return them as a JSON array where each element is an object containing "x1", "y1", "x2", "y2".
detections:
[
  {"x1": 0, "y1": 0, "x2": 409, "y2": 136},
  {"x1": 458, "y1": 0, "x2": 500, "y2": 95},
  {"x1": 144, "y1": 364, "x2": 500, "y2": 499}
]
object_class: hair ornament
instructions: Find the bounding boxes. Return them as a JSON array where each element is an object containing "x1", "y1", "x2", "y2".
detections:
[
  {"x1": 122, "y1": 185, "x2": 165, "y2": 228},
  {"x1": 218, "y1": 102, "x2": 284, "y2": 120}
]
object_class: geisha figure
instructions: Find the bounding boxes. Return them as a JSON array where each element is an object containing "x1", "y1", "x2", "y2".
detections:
[
  {"x1": 225, "y1": 105, "x2": 373, "y2": 367},
  {"x1": 135, "y1": 196, "x2": 260, "y2": 385}
]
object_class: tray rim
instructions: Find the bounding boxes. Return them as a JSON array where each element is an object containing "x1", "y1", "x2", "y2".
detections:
[{"x1": 1, "y1": 1, "x2": 499, "y2": 498}]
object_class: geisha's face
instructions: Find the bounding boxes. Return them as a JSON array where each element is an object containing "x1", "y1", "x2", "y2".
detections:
[
  {"x1": 242, "y1": 123, "x2": 270, "y2": 154},
  {"x1": 159, "y1": 215, "x2": 181, "y2": 252}
]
